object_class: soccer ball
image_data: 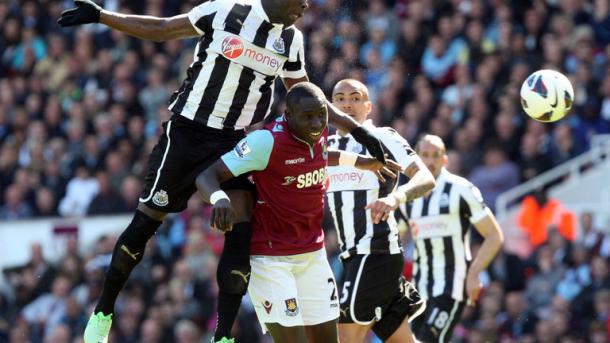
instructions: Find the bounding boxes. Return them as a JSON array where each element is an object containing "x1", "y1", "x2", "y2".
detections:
[{"x1": 520, "y1": 69, "x2": 574, "y2": 122}]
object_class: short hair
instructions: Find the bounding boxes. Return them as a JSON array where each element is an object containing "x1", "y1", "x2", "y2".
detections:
[
  {"x1": 416, "y1": 134, "x2": 446, "y2": 153},
  {"x1": 332, "y1": 79, "x2": 370, "y2": 100},
  {"x1": 286, "y1": 82, "x2": 326, "y2": 111}
]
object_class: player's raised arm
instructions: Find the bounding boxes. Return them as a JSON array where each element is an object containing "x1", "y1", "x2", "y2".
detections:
[
  {"x1": 58, "y1": 0, "x2": 201, "y2": 42},
  {"x1": 327, "y1": 102, "x2": 387, "y2": 164}
]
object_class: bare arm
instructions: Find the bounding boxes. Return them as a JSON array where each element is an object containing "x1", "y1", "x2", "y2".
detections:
[
  {"x1": 99, "y1": 12, "x2": 198, "y2": 42},
  {"x1": 195, "y1": 160, "x2": 237, "y2": 231},
  {"x1": 466, "y1": 213, "x2": 504, "y2": 304},
  {"x1": 367, "y1": 160, "x2": 436, "y2": 224},
  {"x1": 395, "y1": 160, "x2": 436, "y2": 203}
]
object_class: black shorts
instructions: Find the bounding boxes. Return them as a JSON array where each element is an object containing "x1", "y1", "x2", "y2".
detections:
[
  {"x1": 411, "y1": 294, "x2": 465, "y2": 343},
  {"x1": 338, "y1": 254, "x2": 413, "y2": 340},
  {"x1": 139, "y1": 116, "x2": 254, "y2": 213}
]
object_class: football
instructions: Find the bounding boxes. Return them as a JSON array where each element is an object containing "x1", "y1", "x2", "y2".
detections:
[{"x1": 520, "y1": 69, "x2": 574, "y2": 122}]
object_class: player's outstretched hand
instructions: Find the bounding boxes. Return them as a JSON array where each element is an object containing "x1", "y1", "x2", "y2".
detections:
[
  {"x1": 211, "y1": 199, "x2": 235, "y2": 232},
  {"x1": 355, "y1": 155, "x2": 402, "y2": 183},
  {"x1": 57, "y1": 0, "x2": 102, "y2": 27},
  {"x1": 350, "y1": 126, "x2": 387, "y2": 164}
]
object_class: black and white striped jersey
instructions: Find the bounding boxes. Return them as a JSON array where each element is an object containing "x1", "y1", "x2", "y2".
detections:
[
  {"x1": 168, "y1": 0, "x2": 306, "y2": 130},
  {"x1": 326, "y1": 121, "x2": 419, "y2": 259},
  {"x1": 397, "y1": 168, "x2": 492, "y2": 301}
]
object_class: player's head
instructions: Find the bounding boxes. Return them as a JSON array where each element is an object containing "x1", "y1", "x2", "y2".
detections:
[
  {"x1": 416, "y1": 134, "x2": 447, "y2": 178},
  {"x1": 332, "y1": 79, "x2": 372, "y2": 124},
  {"x1": 285, "y1": 82, "x2": 327, "y2": 145},
  {"x1": 263, "y1": 0, "x2": 309, "y2": 26}
]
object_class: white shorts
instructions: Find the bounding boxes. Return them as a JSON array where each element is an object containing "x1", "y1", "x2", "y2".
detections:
[{"x1": 248, "y1": 247, "x2": 340, "y2": 332}]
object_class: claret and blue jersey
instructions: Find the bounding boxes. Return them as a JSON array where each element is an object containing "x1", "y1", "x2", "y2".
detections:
[{"x1": 221, "y1": 117, "x2": 329, "y2": 256}]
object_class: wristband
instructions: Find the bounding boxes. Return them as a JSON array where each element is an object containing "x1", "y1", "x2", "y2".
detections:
[
  {"x1": 338, "y1": 152, "x2": 358, "y2": 166},
  {"x1": 210, "y1": 190, "x2": 230, "y2": 205}
]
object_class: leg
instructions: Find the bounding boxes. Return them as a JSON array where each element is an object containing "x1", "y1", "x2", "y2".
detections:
[
  {"x1": 384, "y1": 318, "x2": 417, "y2": 343},
  {"x1": 213, "y1": 189, "x2": 254, "y2": 341},
  {"x1": 293, "y1": 249, "x2": 340, "y2": 343},
  {"x1": 338, "y1": 323, "x2": 371, "y2": 343},
  {"x1": 305, "y1": 319, "x2": 339, "y2": 343},
  {"x1": 266, "y1": 323, "x2": 308, "y2": 343},
  {"x1": 411, "y1": 295, "x2": 464, "y2": 343},
  {"x1": 95, "y1": 203, "x2": 166, "y2": 315},
  {"x1": 84, "y1": 204, "x2": 165, "y2": 343}
]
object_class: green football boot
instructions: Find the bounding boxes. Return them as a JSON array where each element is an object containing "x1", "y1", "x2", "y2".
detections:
[{"x1": 83, "y1": 312, "x2": 113, "y2": 343}]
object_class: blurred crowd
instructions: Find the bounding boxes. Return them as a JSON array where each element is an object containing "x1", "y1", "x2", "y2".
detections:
[{"x1": 1, "y1": 0, "x2": 610, "y2": 342}]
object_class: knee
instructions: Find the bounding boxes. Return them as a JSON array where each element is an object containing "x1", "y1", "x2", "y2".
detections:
[
  {"x1": 217, "y1": 259, "x2": 250, "y2": 295},
  {"x1": 111, "y1": 210, "x2": 162, "y2": 274}
]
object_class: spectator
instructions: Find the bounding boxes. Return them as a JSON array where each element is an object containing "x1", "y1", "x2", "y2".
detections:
[
  {"x1": 87, "y1": 170, "x2": 124, "y2": 215},
  {"x1": 0, "y1": 184, "x2": 32, "y2": 220},
  {"x1": 21, "y1": 274, "x2": 72, "y2": 339},
  {"x1": 469, "y1": 143, "x2": 520, "y2": 212},
  {"x1": 58, "y1": 164, "x2": 99, "y2": 217}
]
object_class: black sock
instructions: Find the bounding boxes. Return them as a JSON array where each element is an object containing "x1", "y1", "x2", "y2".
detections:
[
  {"x1": 94, "y1": 265, "x2": 127, "y2": 316},
  {"x1": 94, "y1": 210, "x2": 161, "y2": 315},
  {"x1": 214, "y1": 291, "x2": 243, "y2": 340},
  {"x1": 213, "y1": 222, "x2": 253, "y2": 340}
]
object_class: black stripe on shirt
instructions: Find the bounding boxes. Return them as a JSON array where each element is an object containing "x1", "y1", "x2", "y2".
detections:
[
  {"x1": 442, "y1": 236, "x2": 455, "y2": 295},
  {"x1": 223, "y1": 3, "x2": 251, "y2": 35},
  {"x1": 249, "y1": 75, "x2": 275, "y2": 125},
  {"x1": 331, "y1": 193, "x2": 346, "y2": 249},
  {"x1": 459, "y1": 196, "x2": 471, "y2": 239},
  {"x1": 194, "y1": 55, "x2": 232, "y2": 120},
  {"x1": 424, "y1": 238, "x2": 434, "y2": 297},
  {"x1": 170, "y1": 14, "x2": 216, "y2": 114},
  {"x1": 421, "y1": 194, "x2": 431, "y2": 217},
  {"x1": 223, "y1": 67, "x2": 257, "y2": 128},
  {"x1": 253, "y1": 20, "x2": 274, "y2": 47},
  {"x1": 353, "y1": 190, "x2": 368, "y2": 246},
  {"x1": 279, "y1": 27, "x2": 295, "y2": 58}
]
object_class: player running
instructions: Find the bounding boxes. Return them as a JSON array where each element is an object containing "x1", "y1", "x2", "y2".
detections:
[
  {"x1": 58, "y1": 1, "x2": 387, "y2": 342},
  {"x1": 398, "y1": 135, "x2": 504, "y2": 342},
  {"x1": 326, "y1": 79, "x2": 435, "y2": 343},
  {"x1": 196, "y1": 82, "x2": 401, "y2": 343}
]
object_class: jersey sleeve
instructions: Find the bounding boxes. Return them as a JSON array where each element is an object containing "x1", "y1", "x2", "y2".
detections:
[
  {"x1": 377, "y1": 128, "x2": 418, "y2": 170},
  {"x1": 461, "y1": 183, "x2": 493, "y2": 224},
  {"x1": 280, "y1": 31, "x2": 307, "y2": 79},
  {"x1": 187, "y1": 1, "x2": 218, "y2": 35},
  {"x1": 221, "y1": 130, "x2": 274, "y2": 176}
]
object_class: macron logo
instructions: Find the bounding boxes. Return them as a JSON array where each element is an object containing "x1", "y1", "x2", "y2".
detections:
[{"x1": 285, "y1": 157, "x2": 306, "y2": 165}]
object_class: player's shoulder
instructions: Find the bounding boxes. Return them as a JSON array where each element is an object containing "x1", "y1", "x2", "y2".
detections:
[
  {"x1": 246, "y1": 128, "x2": 275, "y2": 146},
  {"x1": 443, "y1": 170, "x2": 477, "y2": 191},
  {"x1": 374, "y1": 126, "x2": 407, "y2": 142}
]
